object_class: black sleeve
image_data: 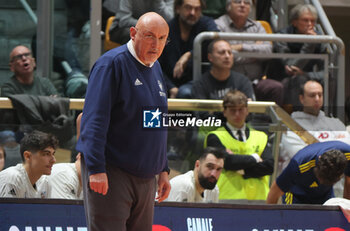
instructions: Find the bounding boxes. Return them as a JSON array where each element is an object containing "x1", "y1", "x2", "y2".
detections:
[
  {"x1": 206, "y1": 134, "x2": 225, "y2": 149},
  {"x1": 243, "y1": 142, "x2": 274, "y2": 178},
  {"x1": 191, "y1": 80, "x2": 207, "y2": 99},
  {"x1": 234, "y1": 73, "x2": 254, "y2": 99},
  {"x1": 206, "y1": 134, "x2": 261, "y2": 171}
]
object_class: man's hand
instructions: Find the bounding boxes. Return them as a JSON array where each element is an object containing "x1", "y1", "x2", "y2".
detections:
[
  {"x1": 285, "y1": 65, "x2": 304, "y2": 76},
  {"x1": 169, "y1": 87, "x2": 179, "y2": 98},
  {"x1": 305, "y1": 26, "x2": 317, "y2": 35},
  {"x1": 89, "y1": 173, "x2": 109, "y2": 195},
  {"x1": 231, "y1": 44, "x2": 243, "y2": 52},
  {"x1": 173, "y1": 51, "x2": 191, "y2": 79},
  {"x1": 251, "y1": 153, "x2": 262, "y2": 163},
  {"x1": 266, "y1": 181, "x2": 284, "y2": 204},
  {"x1": 156, "y1": 171, "x2": 171, "y2": 202}
]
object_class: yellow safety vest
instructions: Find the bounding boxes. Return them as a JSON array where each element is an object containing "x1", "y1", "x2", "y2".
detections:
[{"x1": 205, "y1": 126, "x2": 269, "y2": 200}]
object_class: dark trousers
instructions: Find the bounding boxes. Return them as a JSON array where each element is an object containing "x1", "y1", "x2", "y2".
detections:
[
  {"x1": 254, "y1": 78, "x2": 284, "y2": 106},
  {"x1": 81, "y1": 155, "x2": 156, "y2": 231}
]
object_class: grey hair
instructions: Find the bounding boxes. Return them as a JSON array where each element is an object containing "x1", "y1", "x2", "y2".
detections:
[
  {"x1": 289, "y1": 4, "x2": 318, "y2": 23},
  {"x1": 226, "y1": 0, "x2": 252, "y2": 12}
]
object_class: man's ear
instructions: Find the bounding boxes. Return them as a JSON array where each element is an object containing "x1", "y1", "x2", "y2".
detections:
[
  {"x1": 32, "y1": 57, "x2": 36, "y2": 69},
  {"x1": 195, "y1": 160, "x2": 200, "y2": 169},
  {"x1": 130, "y1": 27, "x2": 137, "y2": 40},
  {"x1": 208, "y1": 53, "x2": 213, "y2": 63},
  {"x1": 23, "y1": 151, "x2": 31, "y2": 162},
  {"x1": 299, "y1": 94, "x2": 304, "y2": 105},
  {"x1": 9, "y1": 62, "x2": 14, "y2": 72}
]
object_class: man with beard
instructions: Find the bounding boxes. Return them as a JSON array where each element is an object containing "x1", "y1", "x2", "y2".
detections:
[
  {"x1": 205, "y1": 90, "x2": 274, "y2": 201},
  {"x1": 166, "y1": 147, "x2": 225, "y2": 202},
  {"x1": 159, "y1": 0, "x2": 219, "y2": 98}
]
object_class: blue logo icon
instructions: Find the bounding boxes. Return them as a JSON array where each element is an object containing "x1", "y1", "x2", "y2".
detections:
[{"x1": 143, "y1": 108, "x2": 162, "y2": 128}]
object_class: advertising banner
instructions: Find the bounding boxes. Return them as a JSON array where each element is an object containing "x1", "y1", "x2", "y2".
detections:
[{"x1": 0, "y1": 200, "x2": 349, "y2": 231}]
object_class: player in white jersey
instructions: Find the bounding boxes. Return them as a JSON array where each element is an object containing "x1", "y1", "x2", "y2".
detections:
[
  {"x1": 0, "y1": 130, "x2": 57, "y2": 198},
  {"x1": 166, "y1": 147, "x2": 225, "y2": 203},
  {"x1": 49, "y1": 153, "x2": 82, "y2": 199}
]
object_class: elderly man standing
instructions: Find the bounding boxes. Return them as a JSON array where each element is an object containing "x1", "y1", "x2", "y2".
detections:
[
  {"x1": 76, "y1": 12, "x2": 171, "y2": 231},
  {"x1": 215, "y1": 0, "x2": 283, "y2": 105}
]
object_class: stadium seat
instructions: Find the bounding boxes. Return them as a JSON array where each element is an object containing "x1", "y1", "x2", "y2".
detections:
[
  {"x1": 104, "y1": 16, "x2": 120, "y2": 51},
  {"x1": 257, "y1": 20, "x2": 273, "y2": 34}
]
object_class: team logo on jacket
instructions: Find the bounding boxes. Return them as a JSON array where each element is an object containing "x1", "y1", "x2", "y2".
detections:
[
  {"x1": 135, "y1": 78, "x2": 143, "y2": 86},
  {"x1": 158, "y1": 80, "x2": 164, "y2": 91},
  {"x1": 158, "y1": 80, "x2": 166, "y2": 97},
  {"x1": 309, "y1": 181, "x2": 318, "y2": 188},
  {"x1": 143, "y1": 108, "x2": 162, "y2": 128}
]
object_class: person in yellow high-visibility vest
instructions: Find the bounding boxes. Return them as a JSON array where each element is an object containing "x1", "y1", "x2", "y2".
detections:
[{"x1": 204, "y1": 90, "x2": 274, "y2": 201}]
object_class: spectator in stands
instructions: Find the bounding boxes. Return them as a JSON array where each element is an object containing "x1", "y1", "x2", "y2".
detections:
[
  {"x1": 192, "y1": 39, "x2": 254, "y2": 101},
  {"x1": 1, "y1": 45, "x2": 58, "y2": 97},
  {"x1": 273, "y1": 4, "x2": 327, "y2": 109},
  {"x1": 159, "y1": 0, "x2": 219, "y2": 98},
  {"x1": 0, "y1": 145, "x2": 5, "y2": 171},
  {"x1": 267, "y1": 141, "x2": 350, "y2": 204},
  {"x1": 102, "y1": 0, "x2": 119, "y2": 32},
  {"x1": 166, "y1": 147, "x2": 225, "y2": 202},
  {"x1": 280, "y1": 80, "x2": 350, "y2": 197},
  {"x1": 109, "y1": 0, "x2": 174, "y2": 45},
  {"x1": 205, "y1": 90, "x2": 273, "y2": 201},
  {"x1": 191, "y1": 39, "x2": 254, "y2": 144},
  {"x1": 215, "y1": 0, "x2": 283, "y2": 105},
  {"x1": 281, "y1": 80, "x2": 350, "y2": 168},
  {"x1": 1, "y1": 45, "x2": 57, "y2": 167},
  {"x1": 0, "y1": 130, "x2": 57, "y2": 198}
]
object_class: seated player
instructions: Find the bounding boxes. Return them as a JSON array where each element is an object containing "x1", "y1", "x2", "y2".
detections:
[{"x1": 0, "y1": 131, "x2": 57, "y2": 198}]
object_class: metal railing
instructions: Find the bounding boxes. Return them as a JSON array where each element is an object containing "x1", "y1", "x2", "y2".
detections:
[
  {"x1": 193, "y1": 32, "x2": 345, "y2": 120},
  {"x1": 0, "y1": 97, "x2": 319, "y2": 182}
]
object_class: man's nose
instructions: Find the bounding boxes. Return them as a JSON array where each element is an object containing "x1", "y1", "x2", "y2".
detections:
[
  {"x1": 225, "y1": 51, "x2": 232, "y2": 57},
  {"x1": 190, "y1": 8, "x2": 196, "y2": 15},
  {"x1": 51, "y1": 155, "x2": 56, "y2": 163},
  {"x1": 211, "y1": 169, "x2": 219, "y2": 177}
]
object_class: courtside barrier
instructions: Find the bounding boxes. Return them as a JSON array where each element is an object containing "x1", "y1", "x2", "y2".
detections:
[{"x1": 0, "y1": 198, "x2": 349, "y2": 231}]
